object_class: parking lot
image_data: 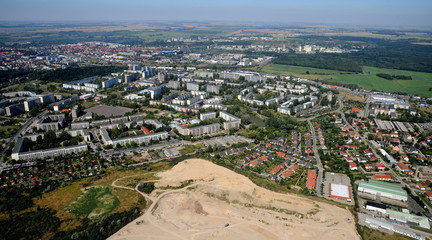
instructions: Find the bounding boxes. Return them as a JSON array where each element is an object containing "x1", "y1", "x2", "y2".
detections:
[{"x1": 323, "y1": 172, "x2": 354, "y2": 205}]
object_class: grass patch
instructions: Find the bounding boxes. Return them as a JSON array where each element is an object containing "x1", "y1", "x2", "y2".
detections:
[
  {"x1": 357, "y1": 225, "x2": 412, "y2": 240},
  {"x1": 0, "y1": 124, "x2": 20, "y2": 138},
  {"x1": 65, "y1": 186, "x2": 119, "y2": 219},
  {"x1": 115, "y1": 174, "x2": 158, "y2": 188},
  {"x1": 410, "y1": 225, "x2": 432, "y2": 234},
  {"x1": 180, "y1": 145, "x2": 199, "y2": 155},
  {"x1": 262, "y1": 64, "x2": 432, "y2": 97},
  {"x1": 111, "y1": 188, "x2": 146, "y2": 214}
]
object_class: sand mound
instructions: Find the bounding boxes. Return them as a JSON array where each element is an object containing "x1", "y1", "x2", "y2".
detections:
[{"x1": 109, "y1": 158, "x2": 359, "y2": 240}]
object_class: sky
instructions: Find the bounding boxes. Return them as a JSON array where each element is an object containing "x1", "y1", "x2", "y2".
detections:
[{"x1": 1, "y1": 0, "x2": 431, "y2": 27}]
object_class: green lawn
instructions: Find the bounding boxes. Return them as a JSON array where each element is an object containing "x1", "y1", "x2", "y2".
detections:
[
  {"x1": 65, "y1": 186, "x2": 119, "y2": 220},
  {"x1": 263, "y1": 64, "x2": 432, "y2": 97},
  {"x1": 0, "y1": 124, "x2": 21, "y2": 138}
]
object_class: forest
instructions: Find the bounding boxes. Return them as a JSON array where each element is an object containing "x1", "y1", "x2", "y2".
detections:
[
  {"x1": 274, "y1": 37, "x2": 432, "y2": 73},
  {"x1": 0, "y1": 65, "x2": 127, "y2": 88}
]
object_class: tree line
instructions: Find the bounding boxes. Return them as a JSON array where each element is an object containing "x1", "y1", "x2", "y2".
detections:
[
  {"x1": 0, "y1": 65, "x2": 127, "y2": 88},
  {"x1": 273, "y1": 37, "x2": 432, "y2": 73}
]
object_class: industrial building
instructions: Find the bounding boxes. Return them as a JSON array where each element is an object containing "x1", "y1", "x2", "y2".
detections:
[
  {"x1": 329, "y1": 183, "x2": 352, "y2": 201},
  {"x1": 358, "y1": 179, "x2": 408, "y2": 201},
  {"x1": 387, "y1": 209, "x2": 430, "y2": 229},
  {"x1": 365, "y1": 201, "x2": 387, "y2": 214},
  {"x1": 365, "y1": 216, "x2": 425, "y2": 240}
]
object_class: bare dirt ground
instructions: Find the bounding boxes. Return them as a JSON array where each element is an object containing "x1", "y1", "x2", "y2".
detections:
[{"x1": 109, "y1": 158, "x2": 360, "y2": 240}]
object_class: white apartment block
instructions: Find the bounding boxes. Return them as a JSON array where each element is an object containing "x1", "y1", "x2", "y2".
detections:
[{"x1": 177, "y1": 123, "x2": 221, "y2": 137}]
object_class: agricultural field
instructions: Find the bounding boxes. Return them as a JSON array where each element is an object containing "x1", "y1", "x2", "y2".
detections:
[{"x1": 263, "y1": 64, "x2": 432, "y2": 97}]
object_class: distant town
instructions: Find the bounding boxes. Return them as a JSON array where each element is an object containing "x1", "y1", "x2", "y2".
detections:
[{"x1": 1, "y1": 24, "x2": 432, "y2": 240}]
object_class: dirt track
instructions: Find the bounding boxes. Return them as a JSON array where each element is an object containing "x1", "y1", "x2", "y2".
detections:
[{"x1": 109, "y1": 158, "x2": 360, "y2": 240}]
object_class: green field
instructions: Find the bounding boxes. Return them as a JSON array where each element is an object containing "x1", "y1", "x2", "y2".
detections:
[
  {"x1": 65, "y1": 186, "x2": 119, "y2": 219},
  {"x1": 263, "y1": 64, "x2": 432, "y2": 97}
]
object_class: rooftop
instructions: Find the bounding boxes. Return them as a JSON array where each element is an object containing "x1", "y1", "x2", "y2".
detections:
[{"x1": 358, "y1": 179, "x2": 407, "y2": 198}]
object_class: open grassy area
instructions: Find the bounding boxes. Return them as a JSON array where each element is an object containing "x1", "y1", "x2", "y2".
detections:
[
  {"x1": 4, "y1": 80, "x2": 73, "y2": 97},
  {"x1": 357, "y1": 225, "x2": 412, "y2": 240},
  {"x1": 115, "y1": 174, "x2": 159, "y2": 189},
  {"x1": 262, "y1": 64, "x2": 432, "y2": 97},
  {"x1": 0, "y1": 124, "x2": 20, "y2": 138},
  {"x1": 32, "y1": 163, "x2": 170, "y2": 230},
  {"x1": 65, "y1": 186, "x2": 119, "y2": 219}
]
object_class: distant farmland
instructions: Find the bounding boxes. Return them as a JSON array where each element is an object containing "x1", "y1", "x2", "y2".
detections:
[{"x1": 263, "y1": 64, "x2": 432, "y2": 97}]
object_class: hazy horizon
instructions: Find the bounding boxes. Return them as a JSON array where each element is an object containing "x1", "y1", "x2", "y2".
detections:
[{"x1": 1, "y1": 0, "x2": 432, "y2": 27}]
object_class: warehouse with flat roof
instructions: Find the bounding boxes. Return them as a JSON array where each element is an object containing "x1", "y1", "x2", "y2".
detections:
[
  {"x1": 329, "y1": 183, "x2": 352, "y2": 201},
  {"x1": 358, "y1": 179, "x2": 407, "y2": 201},
  {"x1": 386, "y1": 209, "x2": 430, "y2": 229}
]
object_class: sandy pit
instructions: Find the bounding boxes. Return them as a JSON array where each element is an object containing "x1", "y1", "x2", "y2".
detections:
[{"x1": 109, "y1": 158, "x2": 360, "y2": 240}]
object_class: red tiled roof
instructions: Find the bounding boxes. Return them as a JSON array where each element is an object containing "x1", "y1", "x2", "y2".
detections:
[
  {"x1": 374, "y1": 174, "x2": 391, "y2": 180},
  {"x1": 396, "y1": 162, "x2": 410, "y2": 171},
  {"x1": 250, "y1": 161, "x2": 259, "y2": 167},
  {"x1": 306, "y1": 170, "x2": 317, "y2": 190},
  {"x1": 281, "y1": 165, "x2": 300, "y2": 178},
  {"x1": 141, "y1": 126, "x2": 151, "y2": 134},
  {"x1": 376, "y1": 163, "x2": 386, "y2": 168},
  {"x1": 270, "y1": 165, "x2": 283, "y2": 175}
]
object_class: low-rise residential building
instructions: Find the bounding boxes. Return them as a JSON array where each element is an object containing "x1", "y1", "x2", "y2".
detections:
[{"x1": 396, "y1": 162, "x2": 414, "y2": 175}]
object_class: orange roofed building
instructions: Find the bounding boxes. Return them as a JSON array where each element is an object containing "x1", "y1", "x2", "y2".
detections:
[
  {"x1": 281, "y1": 165, "x2": 300, "y2": 179},
  {"x1": 306, "y1": 170, "x2": 317, "y2": 190}
]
